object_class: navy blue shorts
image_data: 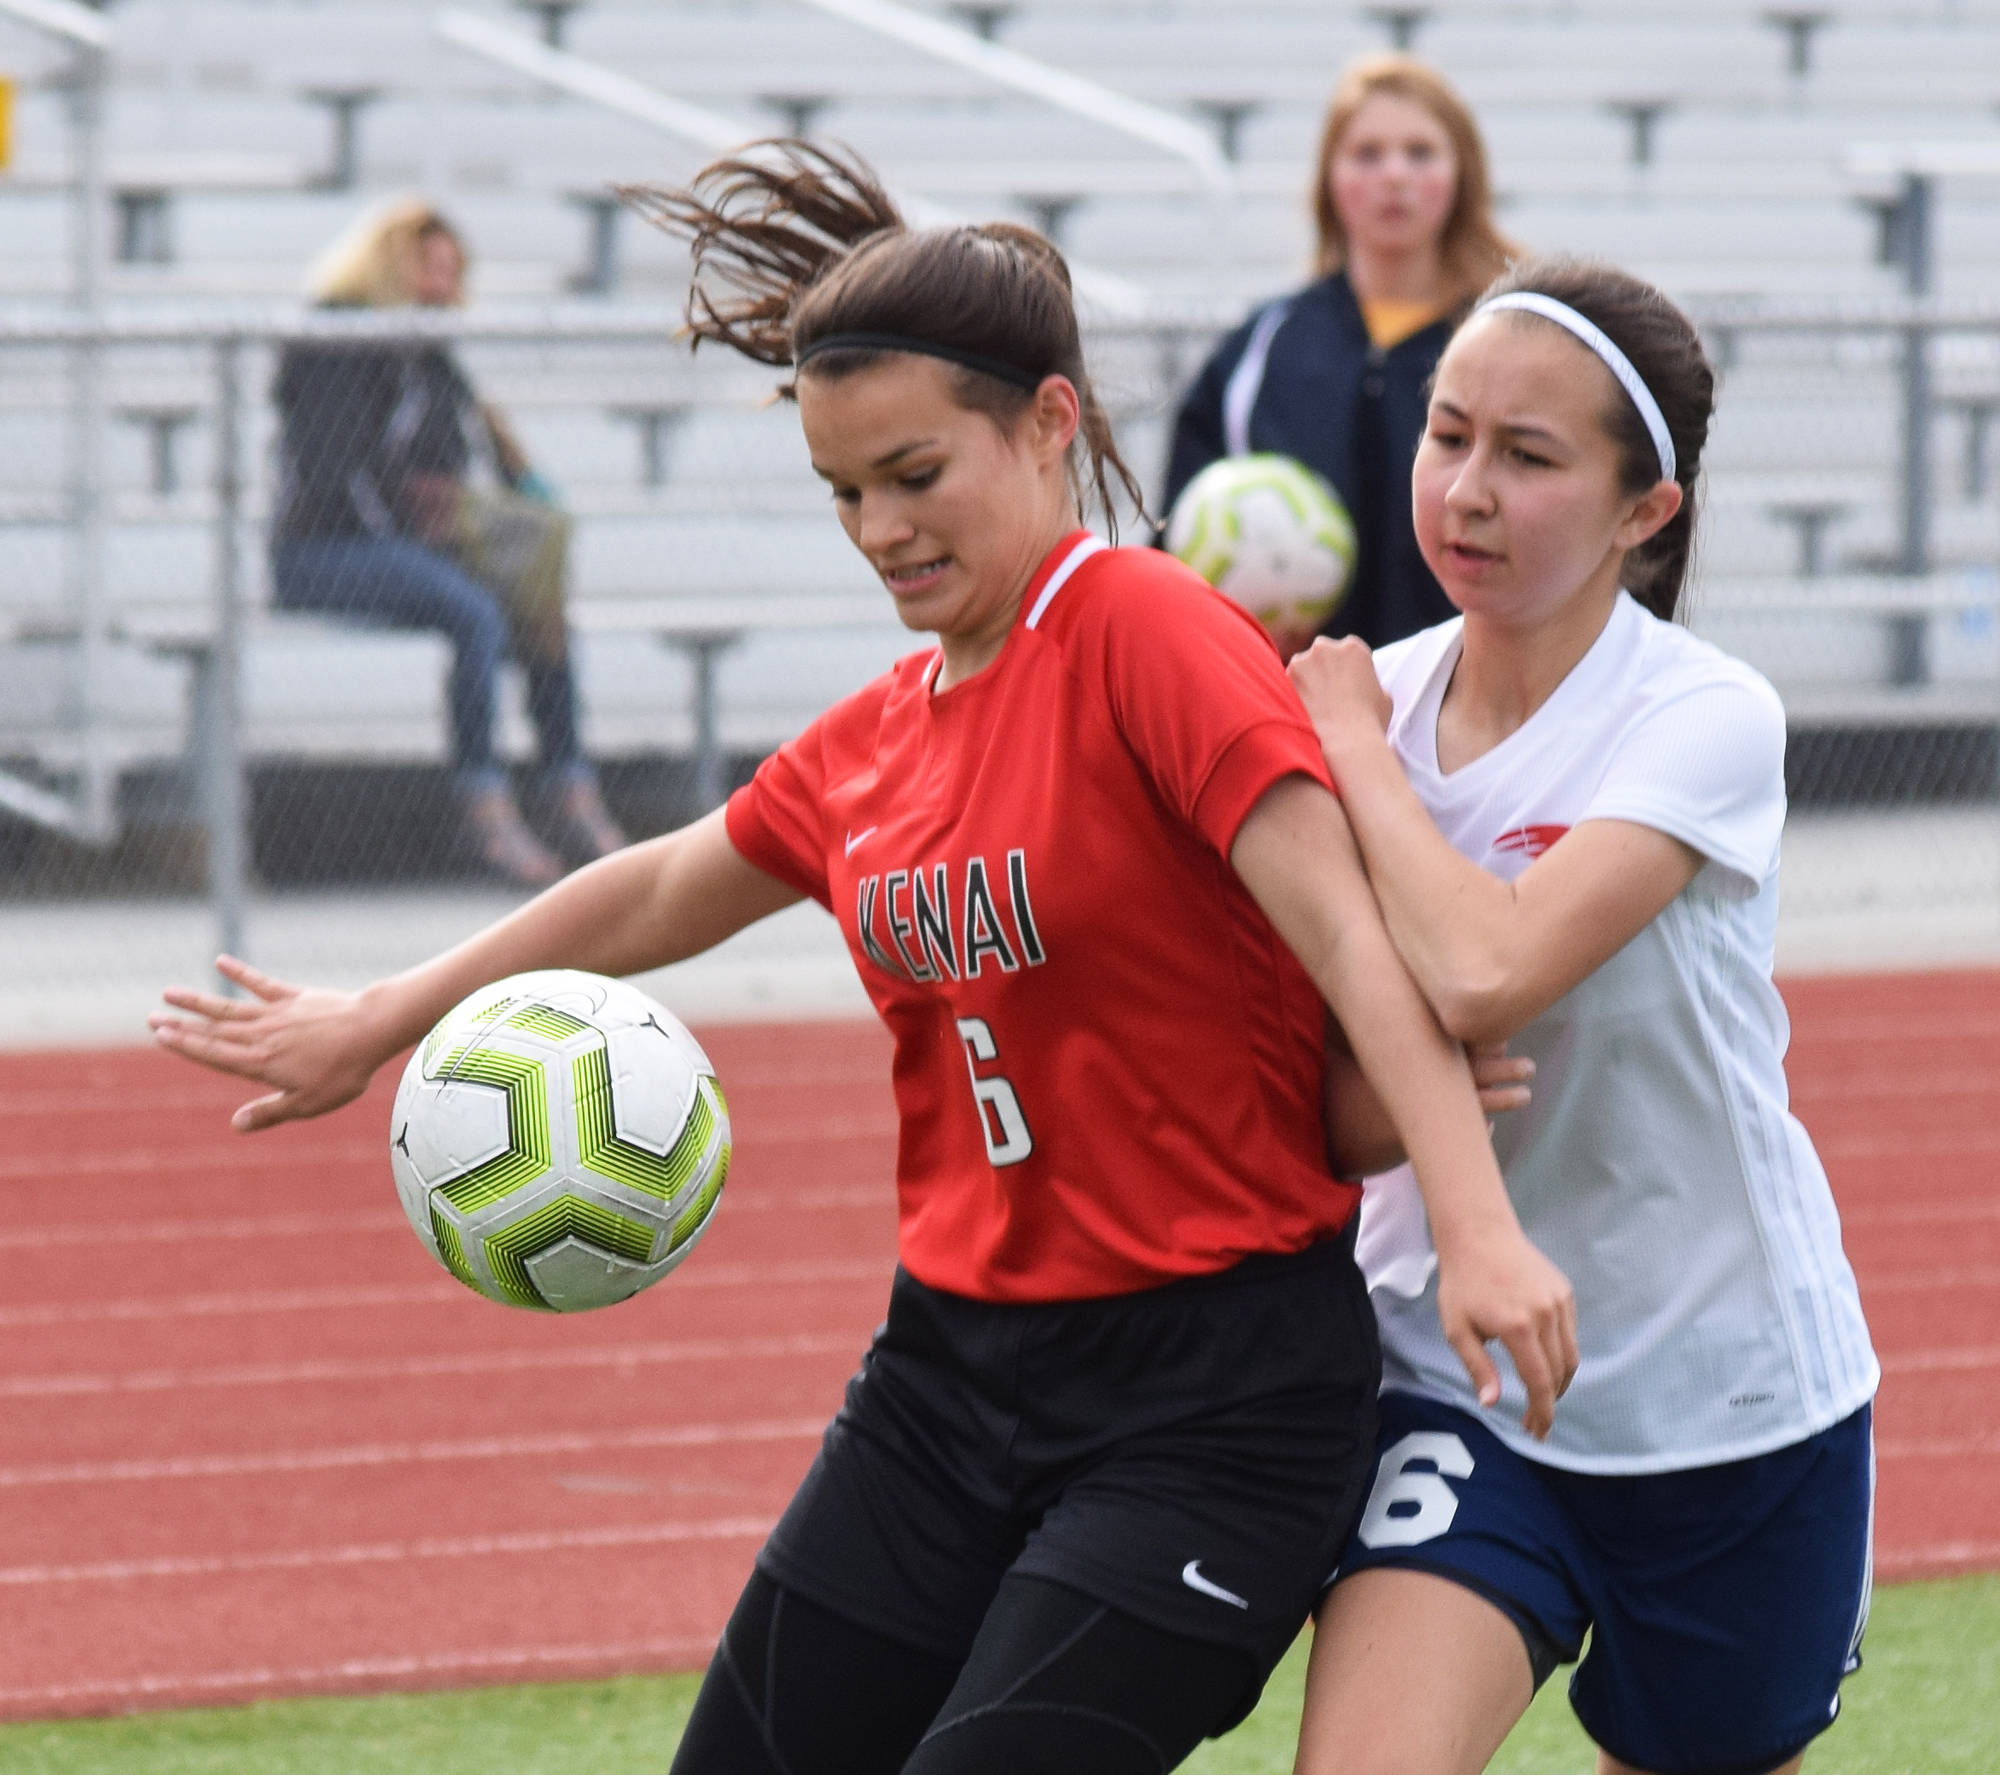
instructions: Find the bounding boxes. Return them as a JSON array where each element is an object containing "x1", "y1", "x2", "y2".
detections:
[{"x1": 1332, "y1": 1391, "x2": 1875, "y2": 1775}]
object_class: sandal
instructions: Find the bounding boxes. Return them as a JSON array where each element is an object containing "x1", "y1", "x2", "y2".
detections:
[
  {"x1": 553, "y1": 779, "x2": 629, "y2": 863},
  {"x1": 462, "y1": 788, "x2": 566, "y2": 888}
]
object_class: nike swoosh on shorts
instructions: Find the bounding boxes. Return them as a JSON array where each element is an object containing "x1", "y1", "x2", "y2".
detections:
[{"x1": 1180, "y1": 1560, "x2": 1250, "y2": 1610}]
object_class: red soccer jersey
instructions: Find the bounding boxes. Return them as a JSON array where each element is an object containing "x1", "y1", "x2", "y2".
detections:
[{"x1": 725, "y1": 532, "x2": 1361, "y2": 1302}]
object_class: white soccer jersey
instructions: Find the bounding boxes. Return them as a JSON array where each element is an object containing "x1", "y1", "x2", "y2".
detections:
[{"x1": 1359, "y1": 591, "x2": 1879, "y2": 1472}]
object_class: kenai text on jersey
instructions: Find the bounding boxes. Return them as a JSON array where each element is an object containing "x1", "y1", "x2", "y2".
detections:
[{"x1": 853, "y1": 849, "x2": 1046, "y2": 983}]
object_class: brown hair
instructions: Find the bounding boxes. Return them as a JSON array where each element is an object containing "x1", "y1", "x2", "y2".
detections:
[
  {"x1": 620, "y1": 140, "x2": 1144, "y2": 534},
  {"x1": 306, "y1": 196, "x2": 466, "y2": 308},
  {"x1": 1476, "y1": 257, "x2": 1715, "y2": 621},
  {"x1": 1310, "y1": 55, "x2": 1517, "y2": 305}
]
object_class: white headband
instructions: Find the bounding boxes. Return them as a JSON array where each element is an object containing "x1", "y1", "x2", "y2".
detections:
[{"x1": 1477, "y1": 291, "x2": 1677, "y2": 484}]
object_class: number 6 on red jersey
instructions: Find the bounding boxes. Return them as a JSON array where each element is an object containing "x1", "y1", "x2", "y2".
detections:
[{"x1": 955, "y1": 1016, "x2": 1034, "y2": 1167}]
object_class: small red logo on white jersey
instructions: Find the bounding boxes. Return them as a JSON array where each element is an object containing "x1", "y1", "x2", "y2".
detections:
[{"x1": 1492, "y1": 824, "x2": 1570, "y2": 859}]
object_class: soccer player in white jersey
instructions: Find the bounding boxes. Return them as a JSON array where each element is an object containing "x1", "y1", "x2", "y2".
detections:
[{"x1": 1288, "y1": 260, "x2": 1877, "y2": 1775}]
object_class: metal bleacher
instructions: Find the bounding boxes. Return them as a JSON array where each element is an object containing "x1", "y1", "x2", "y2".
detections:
[
  {"x1": 1, "y1": 0, "x2": 1998, "y2": 852},
  {"x1": 7, "y1": 1, "x2": 2000, "y2": 301}
]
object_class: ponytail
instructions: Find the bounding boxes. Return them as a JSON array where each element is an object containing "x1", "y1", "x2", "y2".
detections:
[{"x1": 621, "y1": 140, "x2": 1146, "y2": 534}]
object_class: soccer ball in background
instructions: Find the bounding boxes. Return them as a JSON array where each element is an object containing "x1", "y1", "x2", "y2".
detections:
[
  {"x1": 390, "y1": 970, "x2": 730, "y2": 1312},
  {"x1": 1166, "y1": 454, "x2": 1358, "y2": 660}
]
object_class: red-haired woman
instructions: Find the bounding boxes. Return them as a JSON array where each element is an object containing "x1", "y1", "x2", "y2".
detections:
[
  {"x1": 1166, "y1": 56, "x2": 1518, "y2": 657},
  {"x1": 153, "y1": 144, "x2": 1572, "y2": 1774}
]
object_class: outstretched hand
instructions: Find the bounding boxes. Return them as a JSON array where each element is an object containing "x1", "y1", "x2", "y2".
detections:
[
  {"x1": 1435, "y1": 1227, "x2": 1579, "y2": 1440},
  {"x1": 149, "y1": 955, "x2": 390, "y2": 1132}
]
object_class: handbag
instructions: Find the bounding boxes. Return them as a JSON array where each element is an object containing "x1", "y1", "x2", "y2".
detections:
[{"x1": 445, "y1": 482, "x2": 574, "y2": 663}]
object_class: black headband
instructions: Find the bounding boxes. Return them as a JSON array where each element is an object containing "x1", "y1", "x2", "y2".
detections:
[{"x1": 794, "y1": 331, "x2": 1046, "y2": 392}]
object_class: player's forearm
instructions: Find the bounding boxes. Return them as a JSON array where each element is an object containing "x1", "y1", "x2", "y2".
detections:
[
  {"x1": 1234, "y1": 780, "x2": 1521, "y2": 1251},
  {"x1": 356, "y1": 811, "x2": 791, "y2": 1061},
  {"x1": 1315, "y1": 906, "x2": 1523, "y2": 1256},
  {"x1": 1321, "y1": 1030, "x2": 1409, "y2": 1178},
  {"x1": 350, "y1": 844, "x2": 669, "y2": 1057},
  {"x1": 1322, "y1": 730, "x2": 1526, "y2": 1043}
]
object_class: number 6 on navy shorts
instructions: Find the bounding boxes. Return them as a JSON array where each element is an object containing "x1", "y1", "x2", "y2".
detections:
[{"x1": 1330, "y1": 1390, "x2": 1875, "y2": 1775}]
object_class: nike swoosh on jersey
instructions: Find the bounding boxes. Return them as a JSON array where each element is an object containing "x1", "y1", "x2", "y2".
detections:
[
  {"x1": 1180, "y1": 1560, "x2": 1249, "y2": 1610},
  {"x1": 844, "y1": 826, "x2": 878, "y2": 857}
]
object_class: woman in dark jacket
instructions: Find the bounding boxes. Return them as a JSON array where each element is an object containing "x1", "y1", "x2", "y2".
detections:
[
  {"x1": 272, "y1": 200, "x2": 624, "y2": 885},
  {"x1": 1165, "y1": 56, "x2": 1518, "y2": 651}
]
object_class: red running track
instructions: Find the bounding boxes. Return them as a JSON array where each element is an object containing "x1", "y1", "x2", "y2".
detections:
[{"x1": 0, "y1": 973, "x2": 1993, "y2": 1720}]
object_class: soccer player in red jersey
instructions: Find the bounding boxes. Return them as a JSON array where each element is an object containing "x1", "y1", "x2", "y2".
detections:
[{"x1": 152, "y1": 143, "x2": 1573, "y2": 1773}]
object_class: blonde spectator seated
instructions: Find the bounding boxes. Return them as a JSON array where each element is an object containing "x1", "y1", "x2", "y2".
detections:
[{"x1": 270, "y1": 198, "x2": 626, "y2": 887}]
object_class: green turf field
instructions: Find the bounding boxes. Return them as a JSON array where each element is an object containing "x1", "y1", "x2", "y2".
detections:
[{"x1": 4, "y1": 1574, "x2": 1992, "y2": 1774}]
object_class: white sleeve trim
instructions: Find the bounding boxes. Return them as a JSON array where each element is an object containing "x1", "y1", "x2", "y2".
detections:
[{"x1": 1577, "y1": 798, "x2": 1772, "y2": 899}]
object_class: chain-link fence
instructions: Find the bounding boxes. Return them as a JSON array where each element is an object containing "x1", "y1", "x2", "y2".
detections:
[
  {"x1": 1683, "y1": 299, "x2": 2000, "y2": 968},
  {"x1": 0, "y1": 299, "x2": 1994, "y2": 1044},
  {"x1": 0, "y1": 307, "x2": 891, "y2": 1040}
]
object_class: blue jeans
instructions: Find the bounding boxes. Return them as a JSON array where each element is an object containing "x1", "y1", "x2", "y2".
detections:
[{"x1": 272, "y1": 535, "x2": 589, "y2": 795}]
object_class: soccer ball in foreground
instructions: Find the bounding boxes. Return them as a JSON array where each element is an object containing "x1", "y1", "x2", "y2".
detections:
[
  {"x1": 390, "y1": 970, "x2": 730, "y2": 1312},
  {"x1": 1166, "y1": 454, "x2": 1358, "y2": 653}
]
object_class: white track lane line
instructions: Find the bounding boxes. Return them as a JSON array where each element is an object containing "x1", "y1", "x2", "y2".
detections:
[
  {"x1": 1841, "y1": 1198, "x2": 2000, "y2": 1226},
  {"x1": 1819, "y1": 1130, "x2": 2000, "y2": 1160},
  {"x1": 1852, "y1": 1265, "x2": 2000, "y2": 1292},
  {"x1": 1783, "y1": 1012, "x2": 2000, "y2": 1043},
  {"x1": 1880, "y1": 1345, "x2": 2000, "y2": 1373},
  {"x1": 0, "y1": 1281, "x2": 463, "y2": 1326},
  {"x1": 0, "y1": 1330, "x2": 863, "y2": 1399},
  {"x1": 1876, "y1": 1540, "x2": 2000, "y2": 1574},
  {"x1": 0, "y1": 1541, "x2": 1976, "y2": 1713},
  {"x1": 0, "y1": 1113, "x2": 898, "y2": 1186},
  {"x1": 0, "y1": 1186, "x2": 886, "y2": 1252},
  {"x1": 0, "y1": 1257, "x2": 890, "y2": 1329},
  {"x1": 1792, "y1": 1070, "x2": 2000, "y2": 1103},
  {"x1": 0, "y1": 1635, "x2": 719, "y2": 1713},
  {"x1": 0, "y1": 1087, "x2": 253, "y2": 1119},
  {"x1": 0, "y1": 1143, "x2": 380, "y2": 1180},
  {"x1": 0, "y1": 1415, "x2": 826, "y2": 1488},
  {"x1": 0, "y1": 1052, "x2": 890, "y2": 1119},
  {"x1": 0, "y1": 1210, "x2": 410, "y2": 1248},
  {"x1": 1875, "y1": 1432, "x2": 2000, "y2": 1459},
  {"x1": 4, "y1": 1330, "x2": 1984, "y2": 1405},
  {"x1": 0, "y1": 1261, "x2": 1976, "y2": 1338},
  {"x1": 0, "y1": 1515, "x2": 775, "y2": 1587}
]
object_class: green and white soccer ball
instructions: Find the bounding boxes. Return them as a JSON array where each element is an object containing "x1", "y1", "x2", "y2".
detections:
[
  {"x1": 1166, "y1": 454, "x2": 1358, "y2": 640},
  {"x1": 389, "y1": 970, "x2": 730, "y2": 1313}
]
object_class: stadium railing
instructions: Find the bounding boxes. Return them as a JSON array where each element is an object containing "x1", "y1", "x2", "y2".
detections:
[
  {"x1": 0, "y1": 293, "x2": 1993, "y2": 1016},
  {"x1": 16, "y1": 4, "x2": 2000, "y2": 312}
]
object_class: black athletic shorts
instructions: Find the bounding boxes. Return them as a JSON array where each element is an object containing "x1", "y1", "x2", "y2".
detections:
[{"x1": 758, "y1": 1235, "x2": 1382, "y2": 1714}]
